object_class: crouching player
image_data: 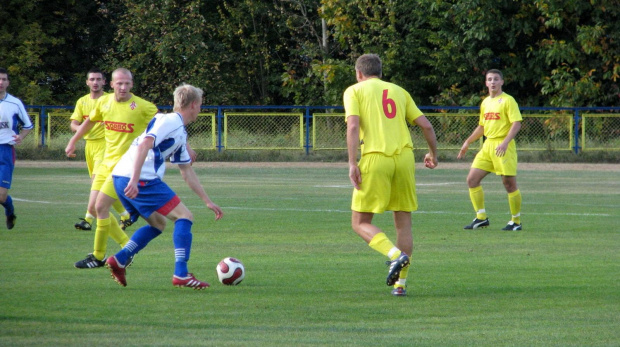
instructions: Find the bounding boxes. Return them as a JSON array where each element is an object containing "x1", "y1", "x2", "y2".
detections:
[{"x1": 105, "y1": 84, "x2": 223, "y2": 289}]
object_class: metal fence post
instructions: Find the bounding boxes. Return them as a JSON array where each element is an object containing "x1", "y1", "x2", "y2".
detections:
[
  {"x1": 40, "y1": 107, "x2": 47, "y2": 148},
  {"x1": 573, "y1": 109, "x2": 581, "y2": 154},
  {"x1": 304, "y1": 107, "x2": 311, "y2": 155},
  {"x1": 217, "y1": 106, "x2": 223, "y2": 152}
]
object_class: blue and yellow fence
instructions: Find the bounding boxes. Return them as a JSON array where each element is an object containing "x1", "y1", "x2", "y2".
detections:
[{"x1": 23, "y1": 105, "x2": 620, "y2": 154}]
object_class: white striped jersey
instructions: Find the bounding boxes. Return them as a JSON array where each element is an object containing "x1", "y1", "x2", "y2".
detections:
[
  {"x1": 0, "y1": 93, "x2": 34, "y2": 145},
  {"x1": 112, "y1": 112, "x2": 191, "y2": 181}
]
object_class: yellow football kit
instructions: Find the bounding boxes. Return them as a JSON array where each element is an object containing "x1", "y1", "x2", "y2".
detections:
[
  {"x1": 88, "y1": 93, "x2": 157, "y2": 260},
  {"x1": 70, "y1": 93, "x2": 107, "y2": 177},
  {"x1": 472, "y1": 92, "x2": 522, "y2": 176},
  {"x1": 89, "y1": 94, "x2": 158, "y2": 198},
  {"x1": 344, "y1": 78, "x2": 423, "y2": 213}
]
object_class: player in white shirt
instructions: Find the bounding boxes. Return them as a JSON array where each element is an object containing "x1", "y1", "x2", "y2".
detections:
[
  {"x1": 0, "y1": 68, "x2": 34, "y2": 229},
  {"x1": 105, "y1": 84, "x2": 223, "y2": 289}
]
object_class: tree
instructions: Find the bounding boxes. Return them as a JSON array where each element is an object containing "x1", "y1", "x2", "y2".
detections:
[
  {"x1": 279, "y1": 0, "x2": 355, "y2": 105},
  {"x1": 0, "y1": 0, "x2": 115, "y2": 105}
]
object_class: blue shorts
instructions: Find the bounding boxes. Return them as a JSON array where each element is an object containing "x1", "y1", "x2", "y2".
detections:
[
  {"x1": 0, "y1": 144, "x2": 16, "y2": 189},
  {"x1": 113, "y1": 176, "x2": 181, "y2": 220}
]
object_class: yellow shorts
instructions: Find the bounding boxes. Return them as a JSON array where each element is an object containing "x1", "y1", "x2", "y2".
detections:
[
  {"x1": 472, "y1": 138, "x2": 518, "y2": 176},
  {"x1": 90, "y1": 162, "x2": 119, "y2": 200},
  {"x1": 85, "y1": 138, "x2": 105, "y2": 178},
  {"x1": 351, "y1": 150, "x2": 417, "y2": 214}
]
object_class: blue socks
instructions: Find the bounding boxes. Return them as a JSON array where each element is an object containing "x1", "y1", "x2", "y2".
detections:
[
  {"x1": 113, "y1": 218, "x2": 194, "y2": 276},
  {"x1": 115, "y1": 225, "x2": 162, "y2": 266},
  {"x1": 173, "y1": 219, "x2": 193, "y2": 277},
  {"x1": 2, "y1": 195, "x2": 14, "y2": 216}
]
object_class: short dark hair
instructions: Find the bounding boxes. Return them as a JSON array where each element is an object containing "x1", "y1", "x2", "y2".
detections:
[
  {"x1": 486, "y1": 69, "x2": 503, "y2": 80},
  {"x1": 87, "y1": 68, "x2": 105, "y2": 79},
  {"x1": 355, "y1": 54, "x2": 382, "y2": 78},
  {"x1": 0, "y1": 67, "x2": 8, "y2": 79}
]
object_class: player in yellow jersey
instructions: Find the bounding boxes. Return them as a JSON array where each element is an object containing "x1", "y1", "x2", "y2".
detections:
[
  {"x1": 66, "y1": 68, "x2": 158, "y2": 269},
  {"x1": 70, "y1": 68, "x2": 132, "y2": 231},
  {"x1": 457, "y1": 69, "x2": 523, "y2": 231},
  {"x1": 344, "y1": 54, "x2": 438, "y2": 296}
]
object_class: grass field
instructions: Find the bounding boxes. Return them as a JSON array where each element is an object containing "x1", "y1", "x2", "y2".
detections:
[{"x1": 1, "y1": 162, "x2": 618, "y2": 346}]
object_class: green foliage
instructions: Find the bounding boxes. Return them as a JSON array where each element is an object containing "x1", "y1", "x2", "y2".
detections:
[
  {"x1": 100, "y1": 0, "x2": 226, "y2": 104},
  {"x1": 1, "y1": 0, "x2": 618, "y2": 107},
  {"x1": 0, "y1": 0, "x2": 117, "y2": 104}
]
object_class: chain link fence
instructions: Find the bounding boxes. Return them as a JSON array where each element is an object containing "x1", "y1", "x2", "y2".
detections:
[{"x1": 23, "y1": 106, "x2": 620, "y2": 154}]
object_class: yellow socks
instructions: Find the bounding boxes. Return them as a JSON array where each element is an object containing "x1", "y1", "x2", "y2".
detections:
[
  {"x1": 93, "y1": 217, "x2": 110, "y2": 260},
  {"x1": 369, "y1": 232, "x2": 400, "y2": 260},
  {"x1": 395, "y1": 264, "x2": 410, "y2": 289},
  {"x1": 108, "y1": 214, "x2": 129, "y2": 248},
  {"x1": 112, "y1": 199, "x2": 129, "y2": 221},
  {"x1": 469, "y1": 186, "x2": 487, "y2": 219},
  {"x1": 369, "y1": 233, "x2": 410, "y2": 289},
  {"x1": 508, "y1": 189, "x2": 522, "y2": 224},
  {"x1": 93, "y1": 215, "x2": 130, "y2": 260},
  {"x1": 84, "y1": 213, "x2": 95, "y2": 224}
]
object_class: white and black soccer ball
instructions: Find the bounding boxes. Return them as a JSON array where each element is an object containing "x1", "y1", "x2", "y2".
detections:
[{"x1": 216, "y1": 257, "x2": 245, "y2": 285}]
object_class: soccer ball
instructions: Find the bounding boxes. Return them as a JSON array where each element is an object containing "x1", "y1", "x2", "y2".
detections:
[{"x1": 216, "y1": 257, "x2": 245, "y2": 285}]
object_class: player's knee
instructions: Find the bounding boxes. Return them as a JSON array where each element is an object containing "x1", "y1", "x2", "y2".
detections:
[
  {"x1": 504, "y1": 183, "x2": 518, "y2": 192},
  {"x1": 150, "y1": 220, "x2": 167, "y2": 231},
  {"x1": 94, "y1": 203, "x2": 107, "y2": 216},
  {"x1": 181, "y1": 211, "x2": 194, "y2": 222},
  {"x1": 466, "y1": 176, "x2": 480, "y2": 188},
  {"x1": 502, "y1": 177, "x2": 517, "y2": 192},
  {"x1": 168, "y1": 209, "x2": 193, "y2": 222}
]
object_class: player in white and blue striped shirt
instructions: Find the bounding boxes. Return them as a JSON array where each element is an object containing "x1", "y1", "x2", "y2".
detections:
[
  {"x1": 105, "y1": 84, "x2": 223, "y2": 289},
  {"x1": 0, "y1": 68, "x2": 34, "y2": 230}
]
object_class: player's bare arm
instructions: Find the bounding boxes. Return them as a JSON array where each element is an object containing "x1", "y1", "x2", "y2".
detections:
[
  {"x1": 346, "y1": 115, "x2": 362, "y2": 190},
  {"x1": 65, "y1": 118, "x2": 96, "y2": 157},
  {"x1": 124, "y1": 136, "x2": 153, "y2": 199},
  {"x1": 496, "y1": 121, "x2": 522, "y2": 157},
  {"x1": 414, "y1": 115, "x2": 439, "y2": 169},
  {"x1": 70, "y1": 120, "x2": 82, "y2": 133},
  {"x1": 12, "y1": 129, "x2": 31, "y2": 146},
  {"x1": 178, "y1": 163, "x2": 223, "y2": 220},
  {"x1": 186, "y1": 143, "x2": 197, "y2": 164},
  {"x1": 457, "y1": 125, "x2": 485, "y2": 159}
]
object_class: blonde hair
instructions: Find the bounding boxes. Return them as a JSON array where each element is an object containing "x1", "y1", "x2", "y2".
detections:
[{"x1": 173, "y1": 84, "x2": 203, "y2": 111}]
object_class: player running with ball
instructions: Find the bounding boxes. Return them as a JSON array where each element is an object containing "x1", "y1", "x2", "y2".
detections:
[{"x1": 105, "y1": 84, "x2": 223, "y2": 289}]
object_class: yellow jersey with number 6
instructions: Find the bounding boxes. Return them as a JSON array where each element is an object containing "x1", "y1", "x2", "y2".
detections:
[{"x1": 344, "y1": 78, "x2": 423, "y2": 156}]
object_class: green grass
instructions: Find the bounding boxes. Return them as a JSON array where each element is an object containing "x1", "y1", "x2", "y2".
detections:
[{"x1": 0, "y1": 163, "x2": 618, "y2": 346}]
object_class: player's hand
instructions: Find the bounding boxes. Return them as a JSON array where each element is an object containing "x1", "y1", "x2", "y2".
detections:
[
  {"x1": 424, "y1": 153, "x2": 437, "y2": 169},
  {"x1": 207, "y1": 202, "x2": 223, "y2": 220},
  {"x1": 12, "y1": 135, "x2": 22, "y2": 146},
  {"x1": 349, "y1": 164, "x2": 362, "y2": 190},
  {"x1": 187, "y1": 146, "x2": 197, "y2": 165},
  {"x1": 124, "y1": 181, "x2": 139, "y2": 199},
  {"x1": 495, "y1": 143, "x2": 508, "y2": 157},
  {"x1": 65, "y1": 142, "x2": 76, "y2": 158},
  {"x1": 457, "y1": 142, "x2": 469, "y2": 159}
]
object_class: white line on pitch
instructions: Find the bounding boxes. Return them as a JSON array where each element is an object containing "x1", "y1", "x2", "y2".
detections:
[
  {"x1": 12, "y1": 198, "x2": 612, "y2": 217},
  {"x1": 316, "y1": 182, "x2": 459, "y2": 188}
]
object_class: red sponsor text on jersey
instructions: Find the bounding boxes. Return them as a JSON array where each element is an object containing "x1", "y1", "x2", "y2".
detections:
[
  {"x1": 484, "y1": 112, "x2": 501, "y2": 120},
  {"x1": 105, "y1": 121, "x2": 135, "y2": 133}
]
